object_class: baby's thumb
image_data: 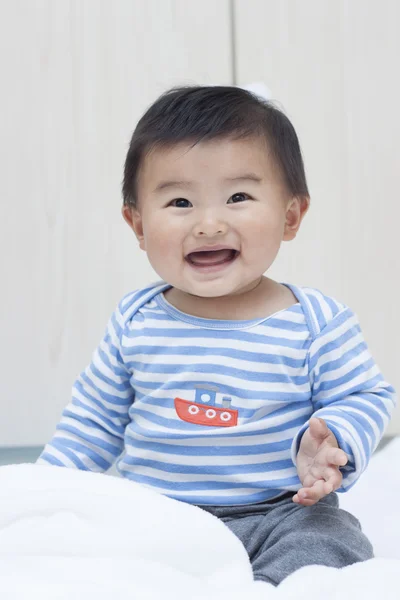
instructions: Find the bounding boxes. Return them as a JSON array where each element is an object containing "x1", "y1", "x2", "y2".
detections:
[{"x1": 309, "y1": 417, "x2": 330, "y2": 441}]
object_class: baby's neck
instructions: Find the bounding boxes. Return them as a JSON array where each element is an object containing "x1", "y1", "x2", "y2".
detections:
[{"x1": 164, "y1": 277, "x2": 298, "y2": 321}]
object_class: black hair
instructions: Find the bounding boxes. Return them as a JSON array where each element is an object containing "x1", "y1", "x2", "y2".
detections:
[{"x1": 122, "y1": 85, "x2": 309, "y2": 208}]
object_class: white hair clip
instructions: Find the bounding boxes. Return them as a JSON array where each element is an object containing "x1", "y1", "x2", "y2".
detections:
[{"x1": 240, "y1": 82, "x2": 272, "y2": 101}]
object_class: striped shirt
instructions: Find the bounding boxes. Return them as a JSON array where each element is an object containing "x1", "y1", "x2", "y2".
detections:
[{"x1": 37, "y1": 281, "x2": 396, "y2": 506}]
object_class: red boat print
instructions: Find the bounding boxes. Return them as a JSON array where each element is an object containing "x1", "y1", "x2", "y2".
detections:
[{"x1": 174, "y1": 385, "x2": 238, "y2": 427}]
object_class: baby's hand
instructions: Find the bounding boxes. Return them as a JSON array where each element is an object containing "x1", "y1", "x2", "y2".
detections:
[{"x1": 293, "y1": 417, "x2": 348, "y2": 506}]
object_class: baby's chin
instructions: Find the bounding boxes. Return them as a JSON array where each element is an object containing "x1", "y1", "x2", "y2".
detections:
[
  {"x1": 175, "y1": 288, "x2": 228, "y2": 300},
  {"x1": 173, "y1": 281, "x2": 253, "y2": 300}
]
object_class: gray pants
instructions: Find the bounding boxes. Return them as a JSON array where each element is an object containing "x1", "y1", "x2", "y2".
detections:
[{"x1": 200, "y1": 492, "x2": 373, "y2": 586}]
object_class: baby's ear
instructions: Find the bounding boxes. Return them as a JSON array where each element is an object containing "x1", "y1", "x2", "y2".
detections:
[
  {"x1": 122, "y1": 206, "x2": 146, "y2": 250},
  {"x1": 283, "y1": 196, "x2": 310, "y2": 241}
]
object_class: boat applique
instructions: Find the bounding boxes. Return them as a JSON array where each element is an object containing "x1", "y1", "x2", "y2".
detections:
[{"x1": 174, "y1": 385, "x2": 238, "y2": 427}]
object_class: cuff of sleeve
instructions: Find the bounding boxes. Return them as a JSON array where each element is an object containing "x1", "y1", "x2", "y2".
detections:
[{"x1": 290, "y1": 422, "x2": 310, "y2": 467}]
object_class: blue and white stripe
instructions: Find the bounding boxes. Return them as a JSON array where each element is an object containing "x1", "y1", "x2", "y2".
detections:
[{"x1": 38, "y1": 282, "x2": 396, "y2": 505}]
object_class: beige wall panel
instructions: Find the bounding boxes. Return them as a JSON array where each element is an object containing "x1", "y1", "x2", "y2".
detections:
[
  {"x1": 235, "y1": 0, "x2": 400, "y2": 432},
  {"x1": 0, "y1": 0, "x2": 231, "y2": 446}
]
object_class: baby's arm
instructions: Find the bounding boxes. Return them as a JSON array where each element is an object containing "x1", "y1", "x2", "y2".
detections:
[
  {"x1": 37, "y1": 301, "x2": 134, "y2": 472},
  {"x1": 291, "y1": 306, "x2": 396, "y2": 497}
]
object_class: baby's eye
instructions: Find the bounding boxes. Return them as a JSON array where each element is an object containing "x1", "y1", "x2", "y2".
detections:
[
  {"x1": 227, "y1": 192, "x2": 251, "y2": 204},
  {"x1": 168, "y1": 198, "x2": 192, "y2": 208}
]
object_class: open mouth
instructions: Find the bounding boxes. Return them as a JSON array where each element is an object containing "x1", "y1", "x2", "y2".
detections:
[{"x1": 185, "y1": 248, "x2": 240, "y2": 268}]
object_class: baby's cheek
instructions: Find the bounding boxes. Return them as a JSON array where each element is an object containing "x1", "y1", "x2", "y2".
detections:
[{"x1": 145, "y1": 235, "x2": 179, "y2": 271}]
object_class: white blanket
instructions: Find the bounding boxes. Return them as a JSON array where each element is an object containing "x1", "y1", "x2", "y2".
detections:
[{"x1": 1, "y1": 439, "x2": 399, "y2": 599}]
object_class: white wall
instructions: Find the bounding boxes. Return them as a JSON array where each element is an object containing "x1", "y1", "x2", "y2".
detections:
[
  {"x1": 1, "y1": 0, "x2": 398, "y2": 447},
  {"x1": 0, "y1": 0, "x2": 232, "y2": 446},
  {"x1": 234, "y1": 0, "x2": 400, "y2": 433}
]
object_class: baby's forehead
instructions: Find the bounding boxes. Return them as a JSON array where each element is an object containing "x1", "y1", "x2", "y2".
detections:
[{"x1": 139, "y1": 136, "x2": 276, "y2": 186}]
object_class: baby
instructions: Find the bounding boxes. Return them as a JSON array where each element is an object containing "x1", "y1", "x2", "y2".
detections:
[{"x1": 38, "y1": 85, "x2": 396, "y2": 586}]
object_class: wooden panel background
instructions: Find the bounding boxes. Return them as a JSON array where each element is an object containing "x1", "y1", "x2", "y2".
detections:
[
  {"x1": 0, "y1": 0, "x2": 232, "y2": 446},
  {"x1": 234, "y1": 0, "x2": 400, "y2": 433}
]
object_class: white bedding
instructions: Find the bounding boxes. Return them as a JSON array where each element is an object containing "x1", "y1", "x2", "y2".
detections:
[{"x1": 1, "y1": 439, "x2": 399, "y2": 599}]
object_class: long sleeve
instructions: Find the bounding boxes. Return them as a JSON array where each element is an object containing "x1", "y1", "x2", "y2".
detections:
[
  {"x1": 37, "y1": 302, "x2": 134, "y2": 472},
  {"x1": 291, "y1": 306, "x2": 396, "y2": 491}
]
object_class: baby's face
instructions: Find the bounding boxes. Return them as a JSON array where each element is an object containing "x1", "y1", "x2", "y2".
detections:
[{"x1": 125, "y1": 135, "x2": 303, "y2": 299}]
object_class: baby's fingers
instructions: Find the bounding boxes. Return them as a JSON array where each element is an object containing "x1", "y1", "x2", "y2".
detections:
[
  {"x1": 325, "y1": 447, "x2": 348, "y2": 467},
  {"x1": 321, "y1": 465, "x2": 343, "y2": 492},
  {"x1": 293, "y1": 480, "x2": 333, "y2": 506}
]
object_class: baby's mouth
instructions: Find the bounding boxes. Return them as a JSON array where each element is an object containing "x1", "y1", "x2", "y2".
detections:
[{"x1": 186, "y1": 249, "x2": 239, "y2": 267}]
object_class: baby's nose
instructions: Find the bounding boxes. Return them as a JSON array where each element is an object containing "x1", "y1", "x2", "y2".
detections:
[{"x1": 194, "y1": 213, "x2": 227, "y2": 237}]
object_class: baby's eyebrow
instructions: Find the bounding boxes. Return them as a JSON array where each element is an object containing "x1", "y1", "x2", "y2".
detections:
[
  {"x1": 153, "y1": 173, "x2": 263, "y2": 193},
  {"x1": 225, "y1": 173, "x2": 263, "y2": 184},
  {"x1": 153, "y1": 180, "x2": 193, "y2": 192}
]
